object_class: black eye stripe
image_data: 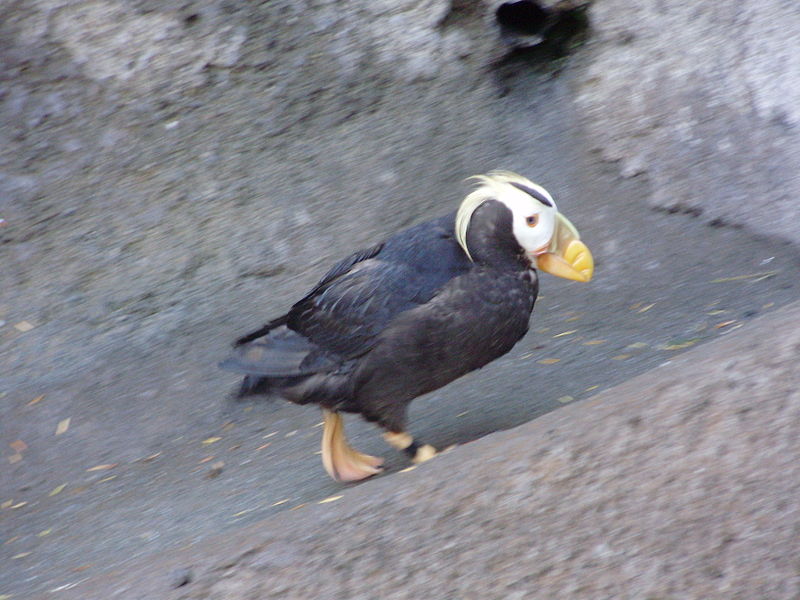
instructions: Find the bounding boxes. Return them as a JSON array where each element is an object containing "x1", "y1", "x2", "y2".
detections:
[{"x1": 510, "y1": 181, "x2": 553, "y2": 207}]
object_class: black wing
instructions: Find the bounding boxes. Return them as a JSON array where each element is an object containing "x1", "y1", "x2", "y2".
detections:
[
  {"x1": 287, "y1": 259, "x2": 431, "y2": 357},
  {"x1": 225, "y1": 213, "x2": 471, "y2": 376},
  {"x1": 233, "y1": 243, "x2": 384, "y2": 347},
  {"x1": 287, "y1": 214, "x2": 470, "y2": 358}
]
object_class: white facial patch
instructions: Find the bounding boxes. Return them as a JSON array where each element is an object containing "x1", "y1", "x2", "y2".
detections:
[
  {"x1": 499, "y1": 184, "x2": 558, "y2": 257},
  {"x1": 455, "y1": 171, "x2": 560, "y2": 261}
]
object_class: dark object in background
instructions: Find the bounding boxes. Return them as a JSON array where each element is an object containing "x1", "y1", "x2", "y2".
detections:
[
  {"x1": 496, "y1": 0, "x2": 590, "y2": 53},
  {"x1": 496, "y1": 0, "x2": 551, "y2": 40}
]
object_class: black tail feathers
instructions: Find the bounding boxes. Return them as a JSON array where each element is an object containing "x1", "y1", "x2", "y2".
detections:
[{"x1": 234, "y1": 315, "x2": 289, "y2": 347}]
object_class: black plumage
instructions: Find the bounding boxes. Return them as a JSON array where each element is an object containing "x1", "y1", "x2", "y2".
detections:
[{"x1": 221, "y1": 172, "x2": 592, "y2": 481}]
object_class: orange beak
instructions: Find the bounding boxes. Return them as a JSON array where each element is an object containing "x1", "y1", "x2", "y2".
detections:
[{"x1": 535, "y1": 214, "x2": 594, "y2": 282}]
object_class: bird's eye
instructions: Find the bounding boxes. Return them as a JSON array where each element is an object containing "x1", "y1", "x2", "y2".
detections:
[{"x1": 525, "y1": 214, "x2": 538, "y2": 227}]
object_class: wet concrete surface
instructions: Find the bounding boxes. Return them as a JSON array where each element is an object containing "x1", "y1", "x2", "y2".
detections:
[{"x1": 3, "y1": 41, "x2": 800, "y2": 600}]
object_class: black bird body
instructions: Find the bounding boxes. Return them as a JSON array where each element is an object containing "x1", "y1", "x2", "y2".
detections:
[
  {"x1": 222, "y1": 204, "x2": 538, "y2": 434},
  {"x1": 220, "y1": 172, "x2": 592, "y2": 481}
]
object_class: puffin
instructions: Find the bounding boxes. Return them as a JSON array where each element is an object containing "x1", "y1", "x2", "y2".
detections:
[{"x1": 220, "y1": 171, "x2": 593, "y2": 482}]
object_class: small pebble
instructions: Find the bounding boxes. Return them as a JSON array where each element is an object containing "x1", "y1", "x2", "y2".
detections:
[
  {"x1": 207, "y1": 461, "x2": 225, "y2": 478},
  {"x1": 169, "y1": 567, "x2": 193, "y2": 588}
]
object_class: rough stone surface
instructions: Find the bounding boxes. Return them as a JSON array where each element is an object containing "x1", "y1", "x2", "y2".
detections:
[
  {"x1": 574, "y1": 1, "x2": 800, "y2": 242},
  {"x1": 2, "y1": 1, "x2": 800, "y2": 598},
  {"x1": 0, "y1": 0, "x2": 510, "y2": 386},
  {"x1": 55, "y1": 301, "x2": 800, "y2": 600}
]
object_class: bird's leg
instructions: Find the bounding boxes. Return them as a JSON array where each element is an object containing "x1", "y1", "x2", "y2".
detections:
[
  {"x1": 321, "y1": 409, "x2": 384, "y2": 482},
  {"x1": 383, "y1": 431, "x2": 437, "y2": 464}
]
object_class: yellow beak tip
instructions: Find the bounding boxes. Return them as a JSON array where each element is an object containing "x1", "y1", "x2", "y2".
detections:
[{"x1": 536, "y1": 241, "x2": 594, "y2": 283}]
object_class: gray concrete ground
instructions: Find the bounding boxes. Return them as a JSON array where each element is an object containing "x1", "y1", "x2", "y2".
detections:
[{"x1": 50, "y1": 300, "x2": 800, "y2": 600}]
